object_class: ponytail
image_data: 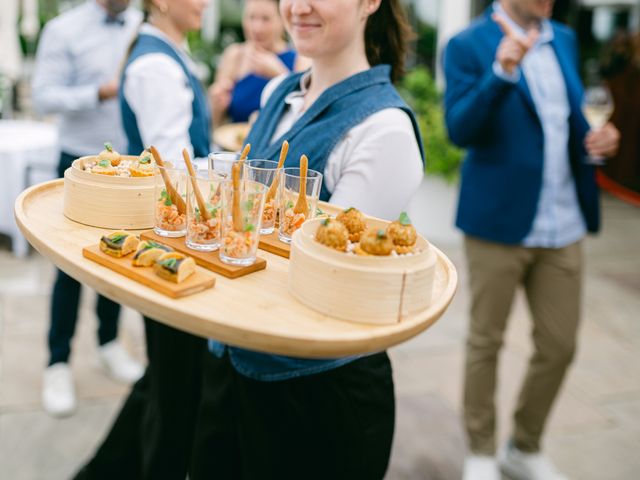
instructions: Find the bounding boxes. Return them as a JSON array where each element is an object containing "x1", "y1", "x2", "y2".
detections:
[{"x1": 364, "y1": 0, "x2": 414, "y2": 83}]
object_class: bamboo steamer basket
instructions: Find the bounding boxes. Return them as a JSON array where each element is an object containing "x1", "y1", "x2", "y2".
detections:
[
  {"x1": 63, "y1": 156, "x2": 155, "y2": 229},
  {"x1": 289, "y1": 218, "x2": 437, "y2": 325}
]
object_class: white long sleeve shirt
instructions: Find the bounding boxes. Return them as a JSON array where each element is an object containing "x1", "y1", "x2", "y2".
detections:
[
  {"x1": 262, "y1": 72, "x2": 424, "y2": 220},
  {"x1": 31, "y1": 0, "x2": 141, "y2": 155},
  {"x1": 122, "y1": 24, "x2": 207, "y2": 163}
]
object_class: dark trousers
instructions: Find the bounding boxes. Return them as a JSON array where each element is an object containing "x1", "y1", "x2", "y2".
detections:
[
  {"x1": 190, "y1": 351, "x2": 395, "y2": 480},
  {"x1": 49, "y1": 152, "x2": 119, "y2": 365},
  {"x1": 74, "y1": 317, "x2": 206, "y2": 480}
]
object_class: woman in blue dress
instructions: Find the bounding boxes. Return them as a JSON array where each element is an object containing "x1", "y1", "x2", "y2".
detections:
[{"x1": 209, "y1": 0, "x2": 309, "y2": 127}]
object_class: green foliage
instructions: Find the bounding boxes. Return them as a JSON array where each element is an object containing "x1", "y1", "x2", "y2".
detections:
[{"x1": 399, "y1": 67, "x2": 464, "y2": 182}]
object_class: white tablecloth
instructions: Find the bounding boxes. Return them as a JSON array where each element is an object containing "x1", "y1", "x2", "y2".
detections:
[{"x1": 1, "y1": 120, "x2": 59, "y2": 256}]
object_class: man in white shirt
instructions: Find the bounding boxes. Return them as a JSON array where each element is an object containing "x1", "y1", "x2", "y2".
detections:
[{"x1": 32, "y1": 0, "x2": 144, "y2": 417}]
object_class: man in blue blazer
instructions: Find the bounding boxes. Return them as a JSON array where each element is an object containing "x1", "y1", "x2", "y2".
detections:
[{"x1": 443, "y1": 2, "x2": 620, "y2": 479}]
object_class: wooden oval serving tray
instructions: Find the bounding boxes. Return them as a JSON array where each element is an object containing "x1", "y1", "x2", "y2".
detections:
[{"x1": 15, "y1": 180, "x2": 458, "y2": 358}]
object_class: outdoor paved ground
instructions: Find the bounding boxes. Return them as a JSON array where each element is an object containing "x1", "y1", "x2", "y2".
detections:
[{"x1": 0, "y1": 181, "x2": 638, "y2": 480}]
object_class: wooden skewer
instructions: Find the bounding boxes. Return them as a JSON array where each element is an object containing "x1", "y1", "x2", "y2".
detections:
[
  {"x1": 266, "y1": 140, "x2": 288, "y2": 203},
  {"x1": 150, "y1": 146, "x2": 187, "y2": 214},
  {"x1": 237, "y1": 143, "x2": 251, "y2": 176},
  {"x1": 293, "y1": 154, "x2": 309, "y2": 217},
  {"x1": 232, "y1": 162, "x2": 243, "y2": 232},
  {"x1": 182, "y1": 149, "x2": 211, "y2": 221}
]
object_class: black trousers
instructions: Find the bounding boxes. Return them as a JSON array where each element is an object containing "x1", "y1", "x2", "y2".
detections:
[
  {"x1": 74, "y1": 317, "x2": 206, "y2": 480},
  {"x1": 49, "y1": 152, "x2": 119, "y2": 365},
  {"x1": 190, "y1": 351, "x2": 395, "y2": 480}
]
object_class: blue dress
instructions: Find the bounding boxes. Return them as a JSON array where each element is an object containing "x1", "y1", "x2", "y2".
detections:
[{"x1": 227, "y1": 49, "x2": 296, "y2": 123}]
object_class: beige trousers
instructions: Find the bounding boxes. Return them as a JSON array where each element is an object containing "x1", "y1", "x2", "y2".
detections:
[{"x1": 463, "y1": 236, "x2": 583, "y2": 454}]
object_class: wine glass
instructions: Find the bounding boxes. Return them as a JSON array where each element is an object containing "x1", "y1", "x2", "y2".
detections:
[{"x1": 582, "y1": 84, "x2": 614, "y2": 166}]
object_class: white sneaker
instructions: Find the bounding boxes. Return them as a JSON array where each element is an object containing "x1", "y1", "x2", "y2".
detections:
[
  {"x1": 42, "y1": 363, "x2": 77, "y2": 417},
  {"x1": 98, "y1": 340, "x2": 144, "y2": 384},
  {"x1": 498, "y1": 443, "x2": 568, "y2": 480},
  {"x1": 463, "y1": 455, "x2": 500, "y2": 480}
]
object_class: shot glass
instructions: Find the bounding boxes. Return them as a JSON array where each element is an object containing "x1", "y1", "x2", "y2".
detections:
[
  {"x1": 219, "y1": 179, "x2": 267, "y2": 266},
  {"x1": 208, "y1": 151, "x2": 240, "y2": 179},
  {"x1": 278, "y1": 167, "x2": 323, "y2": 244},
  {"x1": 185, "y1": 171, "x2": 224, "y2": 251},
  {"x1": 243, "y1": 159, "x2": 281, "y2": 235},
  {"x1": 154, "y1": 164, "x2": 188, "y2": 237}
]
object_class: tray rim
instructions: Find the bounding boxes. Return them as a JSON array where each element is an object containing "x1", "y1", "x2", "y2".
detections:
[{"x1": 14, "y1": 179, "x2": 458, "y2": 358}]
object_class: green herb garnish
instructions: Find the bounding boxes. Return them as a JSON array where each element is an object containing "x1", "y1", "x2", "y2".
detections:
[
  {"x1": 159, "y1": 189, "x2": 172, "y2": 206},
  {"x1": 104, "y1": 142, "x2": 113, "y2": 152},
  {"x1": 140, "y1": 155, "x2": 151, "y2": 164},
  {"x1": 98, "y1": 159, "x2": 110, "y2": 168},
  {"x1": 399, "y1": 212, "x2": 412, "y2": 226},
  {"x1": 286, "y1": 201, "x2": 294, "y2": 210},
  {"x1": 109, "y1": 233, "x2": 126, "y2": 243},
  {"x1": 316, "y1": 207, "x2": 325, "y2": 216},
  {"x1": 321, "y1": 218, "x2": 330, "y2": 227},
  {"x1": 376, "y1": 229, "x2": 386, "y2": 240},
  {"x1": 244, "y1": 223, "x2": 255, "y2": 232},
  {"x1": 158, "y1": 258, "x2": 177, "y2": 269},
  {"x1": 145, "y1": 241, "x2": 163, "y2": 250}
]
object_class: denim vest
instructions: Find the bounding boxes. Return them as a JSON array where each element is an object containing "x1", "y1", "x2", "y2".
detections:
[
  {"x1": 209, "y1": 65, "x2": 424, "y2": 381},
  {"x1": 120, "y1": 34, "x2": 211, "y2": 156}
]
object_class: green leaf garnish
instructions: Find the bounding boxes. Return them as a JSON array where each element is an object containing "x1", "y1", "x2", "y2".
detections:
[
  {"x1": 158, "y1": 257, "x2": 177, "y2": 268},
  {"x1": 144, "y1": 241, "x2": 163, "y2": 250},
  {"x1": 243, "y1": 198, "x2": 254, "y2": 212},
  {"x1": 316, "y1": 207, "x2": 325, "y2": 216},
  {"x1": 244, "y1": 223, "x2": 255, "y2": 232},
  {"x1": 286, "y1": 201, "x2": 294, "y2": 210},
  {"x1": 140, "y1": 155, "x2": 151, "y2": 164},
  {"x1": 98, "y1": 159, "x2": 110, "y2": 168},
  {"x1": 104, "y1": 142, "x2": 113, "y2": 152},
  {"x1": 109, "y1": 233, "x2": 126, "y2": 243},
  {"x1": 399, "y1": 212, "x2": 412, "y2": 226},
  {"x1": 321, "y1": 218, "x2": 330, "y2": 227},
  {"x1": 376, "y1": 229, "x2": 387, "y2": 240},
  {"x1": 159, "y1": 189, "x2": 172, "y2": 206}
]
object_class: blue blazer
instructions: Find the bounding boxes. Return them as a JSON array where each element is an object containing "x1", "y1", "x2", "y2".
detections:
[{"x1": 443, "y1": 8, "x2": 599, "y2": 244}]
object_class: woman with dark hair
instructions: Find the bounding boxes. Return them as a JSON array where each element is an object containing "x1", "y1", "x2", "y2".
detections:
[
  {"x1": 191, "y1": 1, "x2": 424, "y2": 478},
  {"x1": 210, "y1": 0, "x2": 309, "y2": 127},
  {"x1": 74, "y1": 1, "x2": 211, "y2": 479}
]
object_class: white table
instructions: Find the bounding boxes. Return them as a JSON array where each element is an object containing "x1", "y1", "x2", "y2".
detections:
[{"x1": 0, "y1": 119, "x2": 59, "y2": 256}]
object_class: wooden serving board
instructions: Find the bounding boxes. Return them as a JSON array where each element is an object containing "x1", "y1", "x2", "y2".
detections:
[
  {"x1": 140, "y1": 231, "x2": 266, "y2": 279},
  {"x1": 82, "y1": 245, "x2": 215, "y2": 298},
  {"x1": 258, "y1": 231, "x2": 291, "y2": 259}
]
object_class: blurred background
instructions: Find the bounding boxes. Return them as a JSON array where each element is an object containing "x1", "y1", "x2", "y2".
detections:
[{"x1": 0, "y1": 1, "x2": 638, "y2": 479}]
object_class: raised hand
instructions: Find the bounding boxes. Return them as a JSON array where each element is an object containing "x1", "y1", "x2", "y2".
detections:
[{"x1": 492, "y1": 13, "x2": 539, "y2": 74}]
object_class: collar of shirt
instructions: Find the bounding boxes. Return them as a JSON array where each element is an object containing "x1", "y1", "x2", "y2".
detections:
[
  {"x1": 282, "y1": 70, "x2": 312, "y2": 118},
  {"x1": 493, "y1": 1, "x2": 554, "y2": 46}
]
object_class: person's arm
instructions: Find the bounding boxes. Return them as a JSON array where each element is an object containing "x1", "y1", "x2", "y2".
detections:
[
  {"x1": 326, "y1": 109, "x2": 424, "y2": 220},
  {"x1": 443, "y1": 17, "x2": 538, "y2": 148},
  {"x1": 209, "y1": 43, "x2": 241, "y2": 127},
  {"x1": 124, "y1": 54, "x2": 195, "y2": 159},
  {"x1": 31, "y1": 23, "x2": 113, "y2": 114}
]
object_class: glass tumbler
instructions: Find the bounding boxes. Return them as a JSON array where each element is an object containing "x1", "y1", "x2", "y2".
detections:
[
  {"x1": 208, "y1": 151, "x2": 240, "y2": 179},
  {"x1": 185, "y1": 171, "x2": 225, "y2": 251},
  {"x1": 219, "y1": 179, "x2": 267, "y2": 266},
  {"x1": 243, "y1": 159, "x2": 281, "y2": 235},
  {"x1": 154, "y1": 164, "x2": 188, "y2": 237},
  {"x1": 278, "y1": 167, "x2": 323, "y2": 244}
]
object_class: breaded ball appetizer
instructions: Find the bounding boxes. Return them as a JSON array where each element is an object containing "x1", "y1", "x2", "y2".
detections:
[
  {"x1": 356, "y1": 227, "x2": 394, "y2": 256},
  {"x1": 97, "y1": 142, "x2": 121, "y2": 166},
  {"x1": 387, "y1": 212, "x2": 417, "y2": 254},
  {"x1": 315, "y1": 218, "x2": 349, "y2": 252},
  {"x1": 336, "y1": 207, "x2": 367, "y2": 242}
]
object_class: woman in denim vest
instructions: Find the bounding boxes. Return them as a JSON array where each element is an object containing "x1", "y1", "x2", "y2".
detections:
[
  {"x1": 75, "y1": 1, "x2": 211, "y2": 479},
  {"x1": 191, "y1": 1, "x2": 424, "y2": 479}
]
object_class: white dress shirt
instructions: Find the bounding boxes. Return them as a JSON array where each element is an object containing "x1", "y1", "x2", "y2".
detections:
[
  {"x1": 122, "y1": 24, "x2": 207, "y2": 163},
  {"x1": 31, "y1": 0, "x2": 141, "y2": 155},
  {"x1": 262, "y1": 72, "x2": 424, "y2": 220},
  {"x1": 493, "y1": 2, "x2": 586, "y2": 247}
]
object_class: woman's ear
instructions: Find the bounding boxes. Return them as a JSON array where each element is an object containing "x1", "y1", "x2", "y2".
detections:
[{"x1": 364, "y1": 0, "x2": 382, "y2": 16}]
